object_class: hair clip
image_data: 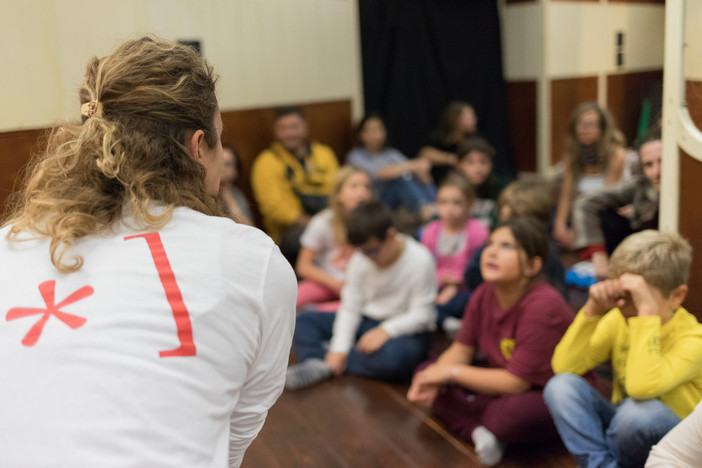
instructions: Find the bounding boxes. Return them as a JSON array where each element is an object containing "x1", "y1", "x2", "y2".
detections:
[{"x1": 81, "y1": 100, "x2": 103, "y2": 119}]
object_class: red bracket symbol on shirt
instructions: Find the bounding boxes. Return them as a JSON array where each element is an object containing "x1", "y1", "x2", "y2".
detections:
[{"x1": 6, "y1": 280, "x2": 93, "y2": 346}]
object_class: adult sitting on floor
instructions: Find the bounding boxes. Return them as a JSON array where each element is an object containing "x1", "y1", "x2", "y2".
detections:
[
  {"x1": 0, "y1": 37, "x2": 296, "y2": 467},
  {"x1": 251, "y1": 106, "x2": 339, "y2": 265},
  {"x1": 572, "y1": 128, "x2": 661, "y2": 279}
]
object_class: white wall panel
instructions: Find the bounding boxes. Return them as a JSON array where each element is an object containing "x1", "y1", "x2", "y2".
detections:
[
  {"x1": 547, "y1": 3, "x2": 664, "y2": 78},
  {"x1": 501, "y1": 3, "x2": 542, "y2": 80},
  {"x1": 685, "y1": 1, "x2": 702, "y2": 80},
  {"x1": 0, "y1": 0, "x2": 362, "y2": 131}
]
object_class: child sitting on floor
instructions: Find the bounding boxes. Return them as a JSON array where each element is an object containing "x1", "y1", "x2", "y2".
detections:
[
  {"x1": 296, "y1": 166, "x2": 372, "y2": 311},
  {"x1": 463, "y1": 179, "x2": 567, "y2": 296},
  {"x1": 419, "y1": 101, "x2": 478, "y2": 184},
  {"x1": 553, "y1": 102, "x2": 626, "y2": 249},
  {"x1": 436, "y1": 179, "x2": 566, "y2": 334},
  {"x1": 421, "y1": 171, "x2": 488, "y2": 305},
  {"x1": 286, "y1": 200, "x2": 437, "y2": 390},
  {"x1": 572, "y1": 128, "x2": 662, "y2": 279},
  {"x1": 455, "y1": 136, "x2": 506, "y2": 227},
  {"x1": 347, "y1": 113, "x2": 435, "y2": 219},
  {"x1": 408, "y1": 217, "x2": 573, "y2": 466},
  {"x1": 544, "y1": 230, "x2": 702, "y2": 468}
]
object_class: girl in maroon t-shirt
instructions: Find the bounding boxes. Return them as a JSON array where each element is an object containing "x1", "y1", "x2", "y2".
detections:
[{"x1": 408, "y1": 217, "x2": 573, "y2": 466}]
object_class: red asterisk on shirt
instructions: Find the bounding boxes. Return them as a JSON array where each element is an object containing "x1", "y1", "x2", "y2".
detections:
[{"x1": 6, "y1": 280, "x2": 93, "y2": 346}]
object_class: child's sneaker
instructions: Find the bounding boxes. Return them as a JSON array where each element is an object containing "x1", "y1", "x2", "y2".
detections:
[
  {"x1": 285, "y1": 358, "x2": 333, "y2": 391},
  {"x1": 565, "y1": 261, "x2": 598, "y2": 288}
]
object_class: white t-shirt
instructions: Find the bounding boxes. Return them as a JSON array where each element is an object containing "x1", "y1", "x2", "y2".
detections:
[
  {"x1": 0, "y1": 207, "x2": 296, "y2": 467},
  {"x1": 299, "y1": 209, "x2": 350, "y2": 281},
  {"x1": 646, "y1": 400, "x2": 702, "y2": 467},
  {"x1": 329, "y1": 235, "x2": 437, "y2": 354}
]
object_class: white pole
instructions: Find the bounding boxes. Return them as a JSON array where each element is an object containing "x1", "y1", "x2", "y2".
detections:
[{"x1": 660, "y1": 0, "x2": 685, "y2": 232}]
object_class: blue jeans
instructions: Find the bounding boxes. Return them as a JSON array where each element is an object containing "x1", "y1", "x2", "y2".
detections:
[
  {"x1": 435, "y1": 290, "x2": 471, "y2": 329},
  {"x1": 293, "y1": 311, "x2": 431, "y2": 382},
  {"x1": 543, "y1": 373, "x2": 680, "y2": 468},
  {"x1": 378, "y1": 177, "x2": 436, "y2": 214}
]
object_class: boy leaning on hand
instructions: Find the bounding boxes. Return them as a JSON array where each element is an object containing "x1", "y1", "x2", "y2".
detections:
[{"x1": 543, "y1": 230, "x2": 702, "y2": 468}]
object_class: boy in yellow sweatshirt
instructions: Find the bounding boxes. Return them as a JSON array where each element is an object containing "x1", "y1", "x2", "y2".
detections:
[{"x1": 544, "y1": 230, "x2": 702, "y2": 468}]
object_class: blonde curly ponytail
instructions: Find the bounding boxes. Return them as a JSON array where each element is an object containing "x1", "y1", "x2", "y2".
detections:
[{"x1": 5, "y1": 37, "x2": 222, "y2": 273}]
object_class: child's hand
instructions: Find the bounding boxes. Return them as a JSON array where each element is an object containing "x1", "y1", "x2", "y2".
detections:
[
  {"x1": 356, "y1": 327, "x2": 390, "y2": 354},
  {"x1": 407, "y1": 381, "x2": 439, "y2": 408},
  {"x1": 330, "y1": 278, "x2": 345, "y2": 295},
  {"x1": 408, "y1": 363, "x2": 455, "y2": 408},
  {"x1": 436, "y1": 284, "x2": 459, "y2": 305},
  {"x1": 409, "y1": 158, "x2": 433, "y2": 184},
  {"x1": 585, "y1": 279, "x2": 626, "y2": 317},
  {"x1": 554, "y1": 223, "x2": 576, "y2": 249},
  {"x1": 409, "y1": 157, "x2": 430, "y2": 173},
  {"x1": 407, "y1": 368, "x2": 443, "y2": 408},
  {"x1": 618, "y1": 273, "x2": 661, "y2": 317},
  {"x1": 325, "y1": 352, "x2": 348, "y2": 376},
  {"x1": 591, "y1": 251, "x2": 609, "y2": 280}
]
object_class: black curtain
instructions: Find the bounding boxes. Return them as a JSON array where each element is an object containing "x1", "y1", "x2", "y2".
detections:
[{"x1": 359, "y1": 0, "x2": 514, "y2": 176}]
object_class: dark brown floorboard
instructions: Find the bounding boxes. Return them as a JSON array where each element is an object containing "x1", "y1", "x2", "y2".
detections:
[
  {"x1": 243, "y1": 249, "x2": 588, "y2": 467},
  {"x1": 242, "y1": 376, "x2": 577, "y2": 468}
]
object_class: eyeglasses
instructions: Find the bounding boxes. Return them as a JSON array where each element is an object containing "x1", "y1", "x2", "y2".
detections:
[
  {"x1": 359, "y1": 244, "x2": 383, "y2": 258},
  {"x1": 576, "y1": 121, "x2": 599, "y2": 130}
]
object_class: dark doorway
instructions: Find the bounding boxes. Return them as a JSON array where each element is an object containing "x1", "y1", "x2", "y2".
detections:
[{"x1": 358, "y1": 0, "x2": 514, "y2": 176}]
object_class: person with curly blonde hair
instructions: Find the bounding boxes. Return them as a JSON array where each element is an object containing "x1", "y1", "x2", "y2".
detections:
[
  {"x1": 554, "y1": 102, "x2": 627, "y2": 248},
  {"x1": 0, "y1": 37, "x2": 295, "y2": 467}
]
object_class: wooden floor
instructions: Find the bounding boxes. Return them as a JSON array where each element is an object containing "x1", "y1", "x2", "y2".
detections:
[
  {"x1": 242, "y1": 375, "x2": 577, "y2": 468},
  {"x1": 243, "y1": 250, "x2": 584, "y2": 468}
]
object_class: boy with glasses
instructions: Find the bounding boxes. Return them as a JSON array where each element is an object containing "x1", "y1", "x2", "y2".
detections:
[{"x1": 286, "y1": 201, "x2": 436, "y2": 390}]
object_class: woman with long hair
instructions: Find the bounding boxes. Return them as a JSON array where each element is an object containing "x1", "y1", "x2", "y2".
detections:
[
  {"x1": 554, "y1": 102, "x2": 626, "y2": 248},
  {"x1": 419, "y1": 101, "x2": 478, "y2": 184},
  {"x1": 0, "y1": 37, "x2": 295, "y2": 467},
  {"x1": 347, "y1": 113, "x2": 435, "y2": 218}
]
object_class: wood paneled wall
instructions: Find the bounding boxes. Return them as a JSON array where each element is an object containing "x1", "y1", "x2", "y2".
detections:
[
  {"x1": 679, "y1": 81, "x2": 702, "y2": 317},
  {"x1": 505, "y1": 81, "x2": 537, "y2": 173},
  {"x1": 550, "y1": 76, "x2": 598, "y2": 165},
  {"x1": 0, "y1": 99, "x2": 353, "y2": 226},
  {"x1": 221, "y1": 99, "x2": 352, "y2": 225},
  {"x1": 607, "y1": 70, "x2": 663, "y2": 145},
  {"x1": 0, "y1": 128, "x2": 46, "y2": 221}
]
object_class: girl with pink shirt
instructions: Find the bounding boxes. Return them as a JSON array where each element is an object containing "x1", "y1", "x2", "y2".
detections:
[{"x1": 421, "y1": 171, "x2": 489, "y2": 305}]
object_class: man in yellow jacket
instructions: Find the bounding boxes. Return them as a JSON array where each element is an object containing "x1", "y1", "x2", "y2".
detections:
[
  {"x1": 543, "y1": 230, "x2": 702, "y2": 468},
  {"x1": 251, "y1": 106, "x2": 338, "y2": 264}
]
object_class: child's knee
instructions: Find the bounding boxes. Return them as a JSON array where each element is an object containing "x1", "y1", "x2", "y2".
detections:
[
  {"x1": 293, "y1": 312, "x2": 329, "y2": 341},
  {"x1": 360, "y1": 342, "x2": 424, "y2": 379},
  {"x1": 292, "y1": 314, "x2": 313, "y2": 339},
  {"x1": 544, "y1": 373, "x2": 583, "y2": 408},
  {"x1": 606, "y1": 398, "x2": 680, "y2": 466},
  {"x1": 609, "y1": 398, "x2": 678, "y2": 440},
  {"x1": 397, "y1": 338, "x2": 430, "y2": 367}
]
